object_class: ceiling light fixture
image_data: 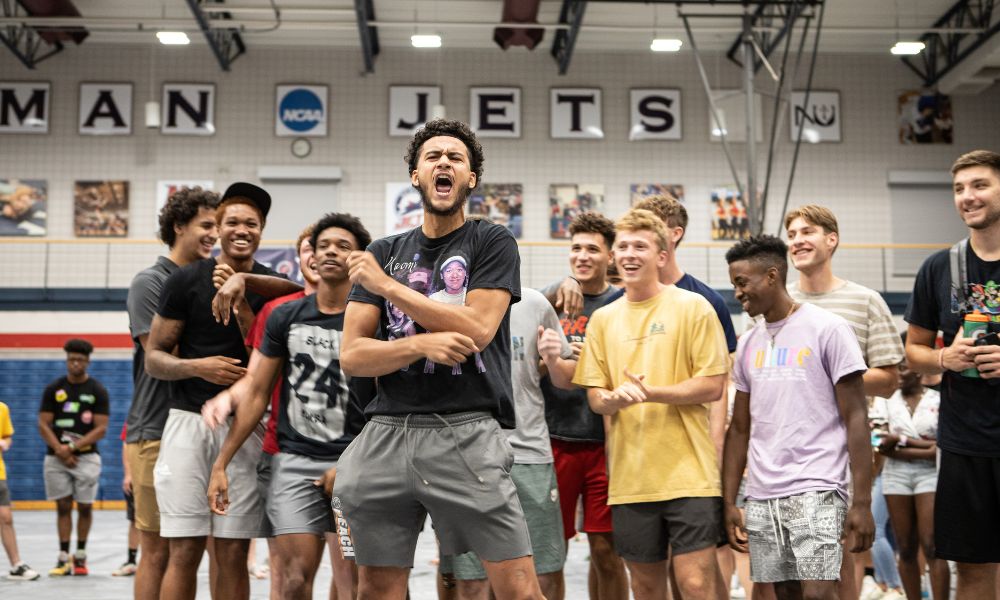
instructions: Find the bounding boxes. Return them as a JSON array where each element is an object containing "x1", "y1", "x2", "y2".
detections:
[
  {"x1": 650, "y1": 38, "x2": 683, "y2": 52},
  {"x1": 411, "y1": 34, "x2": 441, "y2": 48},
  {"x1": 157, "y1": 31, "x2": 190, "y2": 45},
  {"x1": 890, "y1": 41, "x2": 924, "y2": 55}
]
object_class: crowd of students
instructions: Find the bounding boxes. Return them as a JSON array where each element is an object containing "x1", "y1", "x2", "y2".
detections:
[{"x1": 1, "y1": 120, "x2": 998, "y2": 600}]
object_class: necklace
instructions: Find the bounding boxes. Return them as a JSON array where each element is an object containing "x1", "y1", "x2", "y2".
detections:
[{"x1": 766, "y1": 302, "x2": 798, "y2": 349}]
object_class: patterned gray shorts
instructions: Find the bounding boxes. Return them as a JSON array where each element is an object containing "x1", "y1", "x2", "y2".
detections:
[{"x1": 744, "y1": 490, "x2": 846, "y2": 583}]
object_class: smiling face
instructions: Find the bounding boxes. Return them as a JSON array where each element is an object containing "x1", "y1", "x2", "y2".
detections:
[
  {"x1": 218, "y1": 202, "x2": 262, "y2": 261},
  {"x1": 173, "y1": 206, "x2": 219, "y2": 263},
  {"x1": 613, "y1": 229, "x2": 666, "y2": 287},
  {"x1": 729, "y1": 258, "x2": 779, "y2": 318},
  {"x1": 954, "y1": 165, "x2": 1000, "y2": 231},
  {"x1": 411, "y1": 135, "x2": 477, "y2": 218},
  {"x1": 442, "y1": 260, "x2": 468, "y2": 294},
  {"x1": 786, "y1": 216, "x2": 837, "y2": 274},
  {"x1": 313, "y1": 226, "x2": 358, "y2": 283},
  {"x1": 297, "y1": 237, "x2": 319, "y2": 287},
  {"x1": 570, "y1": 232, "x2": 611, "y2": 288}
]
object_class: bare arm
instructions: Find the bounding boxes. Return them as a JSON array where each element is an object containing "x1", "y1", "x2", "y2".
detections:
[
  {"x1": 145, "y1": 315, "x2": 246, "y2": 384},
  {"x1": 37, "y1": 412, "x2": 64, "y2": 453},
  {"x1": 863, "y1": 365, "x2": 900, "y2": 398},
  {"x1": 906, "y1": 323, "x2": 976, "y2": 375},
  {"x1": 541, "y1": 277, "x2": 584, "y2": 319},
  {"x1": 836, "y1": 371, "x2": 876, "y2": 553},
  {"x1": 340, "y1": 301, "x2": 478, "y2": 377},
  {"x1": 347, "y1": 251, "x2": 510, "y2": 350},
  {"x1": 72, "y1": 414, "x2": 109, "y2": 450},
  {"x1": 537, "y1": 326, "x2": 577, "y2": 390},
  {"x1": 629, "y1": 371, "x2": 727, "y2": 406},
  {"x1": 709, "y1": 379, "x2": 728, "y2": 461},
  {"x1": 722, "y1": 390, "x2": 751, "y2": 553},
  {"x1": 210, "y1": 264, "x2": 302, "y2": 325},
  {"x1": 877, "y1": 433, "x2": 937, "y2": 461}
]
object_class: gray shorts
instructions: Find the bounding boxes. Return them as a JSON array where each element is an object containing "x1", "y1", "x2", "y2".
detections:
[
  {"x1": 268, "y1": 452, "x2": 336, "y2": 537},
  {"x1": 44, "y1": 453, "x2": 101, "y2": 503},
  {"x1": 154, "y1": 409, "x2": 268, "y2": 539},
  {"x1": 447, "y1": 462, "x2": 566, "y2": 579},
  {"x1": 0, "y1": 479, "x2": 9, "y2": 506},
  {"x1": 882, "y1": 458, "x2": 937, "y2": 496},
  {"x1": 611, "y1": 496, "x2": 724, "y2": 562},
  {"x1": 332, "y1": 412, "x2": 531, "y2": 568},
  {"x1": 745, "y1": 490, "x2": 847, "y2": 583}
]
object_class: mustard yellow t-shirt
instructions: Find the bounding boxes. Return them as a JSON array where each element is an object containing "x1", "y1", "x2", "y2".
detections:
[
  {"x1": 573, "y1": 285, "x2": 729, "y2": 505},
  {"x1": 0, "y1": 402, "x2": 13, "y2": 481}
]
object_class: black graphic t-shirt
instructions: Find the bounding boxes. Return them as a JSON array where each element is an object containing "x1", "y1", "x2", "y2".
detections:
[
  {"x1": 539, "y1": 284, "x2": 620, "y2": 442},
  {"x1": 157, "y1": 258, "x2": 279, "y2": 412},
  {"x1": 259, "y1": 295, "x2": 371, "y2": 461},
  {"x1": 40, "y1": 376, "x2": 110, "y2": 455},
  {"x1": 905, "y1": 245, "x2": 1000, "y2": 457},
  {"x1": 348, "y1": 220, "x2": 521, "y2": 427}
]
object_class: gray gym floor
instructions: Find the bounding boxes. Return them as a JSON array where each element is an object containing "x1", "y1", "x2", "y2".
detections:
[{"x1": 0, "y1": 509, "x2": 595, "y2": 599}]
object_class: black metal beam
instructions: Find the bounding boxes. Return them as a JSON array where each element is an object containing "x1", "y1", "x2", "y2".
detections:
[
  {"x1": 354, "y1": 0, "x2": 379, "y2": 74},
  {"x1": 726, "y1": 1, "x2": 811, "y2": 71},
  {"x1": 587, "y1": 0, "x2": 819, "y2": 4},
  {"x1": 901, "y1": 0, "x2": 999, "y2": 86},
  {"x1": 0, "y1": 0, "x2": 65, "y2": 69},
  {"x1": 184, "y1": 0, "x2": 246, "y2": 71},
  {"x1": 550, "y1": 0, "x2": 587, "y2": 75}
]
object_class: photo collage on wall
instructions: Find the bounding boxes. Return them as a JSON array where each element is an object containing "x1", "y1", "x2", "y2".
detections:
[
  {"x1": 710, "y1": 185, "x2": 751, "y2": 241},
  {"x1": 897, "y1": 90, "x2": 953, "y2": 145},
  {"x1": 630, "y1": 183, "x2": 685, "y2": 205},
  {"x1": 0, "y1": 179, "x2": 47, "y2": 236},
  {"x1": 549, "y1": 184, "x2": 605, "y2": 239},
  {"x1": 467, "y1": 183, "x2": 523, "y2": 238},
  {"x1": 73, "y1": 180, "x2": 129, "y2": 237}
]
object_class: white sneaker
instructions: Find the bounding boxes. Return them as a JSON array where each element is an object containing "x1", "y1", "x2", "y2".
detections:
[
  {"x1": 880, "y1": 590, "x2": 906, "y2": 600},
  {"x1": 860, "y1": 576, "x2": 885, "y2": 600},
  {"x1": 8, "y1": 563, "x2": 41, "y2": 581}
]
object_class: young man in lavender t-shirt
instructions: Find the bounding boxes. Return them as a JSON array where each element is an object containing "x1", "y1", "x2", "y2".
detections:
[{"x1": 722, "y1": 235, "x2": 875, "y2": 599}]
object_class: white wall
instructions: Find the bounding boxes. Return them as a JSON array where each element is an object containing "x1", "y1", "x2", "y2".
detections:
[{"x1": 2, "y1": 44, "x2": 998, "y2": 291}]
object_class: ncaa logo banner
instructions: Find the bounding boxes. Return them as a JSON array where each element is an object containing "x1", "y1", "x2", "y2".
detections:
[{"x1": 275, "y1": 85, "x2": 328, "y2": 137}]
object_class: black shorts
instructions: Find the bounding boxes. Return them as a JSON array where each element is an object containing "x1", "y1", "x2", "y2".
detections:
[
  {"x1": 935, "y1": 449, "x2": 1000, "y2": 563},
  {"x1": 610, "y1": 496, "x2": 723, "y2": 563}
]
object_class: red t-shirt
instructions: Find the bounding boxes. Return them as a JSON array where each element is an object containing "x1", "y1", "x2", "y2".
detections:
[{"x1": 245, "y1": 291, "x2": 307, "y2": 455}]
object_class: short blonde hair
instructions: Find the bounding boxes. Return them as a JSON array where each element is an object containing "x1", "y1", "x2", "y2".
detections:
[
  {"x1": 616, "y1": 209, "x2": 670, "y2": 252},
  {"x1": 784, "y1": 204, "x2": 839, "y2": 251}
]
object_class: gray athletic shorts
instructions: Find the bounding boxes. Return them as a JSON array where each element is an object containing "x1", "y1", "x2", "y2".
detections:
[
  {"x1": 0, "y1": 479, "x2": 10, "y2": 506},
  {"x1": 332, "y1": 411, "x2": 531, "y2": 568},
  {"x1": 447, "y1": 462, "x2": 566, "y2": 579},
  {"x1": 745, "y1": 490, "x2": 847, "y2": 583},
  {"x1": 154, "y1": 408, "x2": 268, "y2": 539},
  {"x1": 44, "y1": 453, "x2": 101, "y2": 503},
  {"x1": 268, "y1": 452, "x2": 337, "y2": 537}
]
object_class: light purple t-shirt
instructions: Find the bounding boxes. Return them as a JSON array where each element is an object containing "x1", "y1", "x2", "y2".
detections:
[{"x1": 732, "y1": 302, "x2": 867, "y2": 501}]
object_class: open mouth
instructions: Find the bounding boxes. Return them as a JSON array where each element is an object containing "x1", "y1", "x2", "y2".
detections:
[
  {"x1": 434, "y1": 173, "x2": 454, "y2": 196},
  {"x1": 620, "y1": 264, "x2": 640, "y2": 275},
  {"x1": 231, "y1": 238, "x2": 251, "y2": 250}
]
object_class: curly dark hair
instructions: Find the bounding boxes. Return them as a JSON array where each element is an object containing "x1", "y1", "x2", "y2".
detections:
[
  {"x1": 310, "y1": 212, "x2": 373, "y2": 252},
  {"x1": 158, "y1": 187, "x2": 221, "y2": 248},
  {"x1": 569, "y1": 211, "x2": 615, "y2": 250},
  {"x1": 725, "y1": 234, "x2": 789, "y2": 281},
  {"x1": 404, "y1": 119, "x2": 484, "y2": 183},
  {"x1": 63, "y1": 338, "x2": 94, "y2": 356}
]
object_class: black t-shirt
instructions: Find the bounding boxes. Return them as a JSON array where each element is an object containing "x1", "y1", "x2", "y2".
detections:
[
  {"x1": 40, "y1": 376, "x2": 110, "y2": 455},
  {"x1": 157, "y1": 258, "x2": 278, "y2": 412},
  {"x1": 905, "y1": 245, "x2": 1000, "y2": 457},
  {"x1": 540, "y1": 284, "x2": 620, "y2": 442},
  {"x1": 348, "y1": 220, "x2": 521, "y2": 427},
  {"x1": 259, "y1": 295, "x2": 371, "y2": 461}
]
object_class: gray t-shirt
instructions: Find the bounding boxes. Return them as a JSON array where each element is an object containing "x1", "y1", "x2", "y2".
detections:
[
  {"x1": 125, "y1": 256, "x2": 177, "y2": 443},
  {"x1": 507, "y1": 288, "x2": 571, "y2": 464}
]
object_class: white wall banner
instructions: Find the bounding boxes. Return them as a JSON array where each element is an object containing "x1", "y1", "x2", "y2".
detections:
[
  {"x1": 470, "y1": 87, "x2": 520, "y2": 138},
  {"x1": 389, "y1": 86, "x2": 440, "y2": 137},
  {"x1": 629, "y1": 89, "x2": 681, "y2": 141},
  {"x1": 79, "y1": 83, "x2": 132, "y2": 135},
  {"x1": 790, "y1": 91, "x2": 841, "y2": 143},
  {"x1": 161, "y1": 83, "x2": 215, "y2": 136},
  {"x1": 386, "y1": 182, "x2": 423, "y2": 235},
  {"x1": 551, "y1": 88, "x2": 603, "y2": 139},
  {"x1": 0, "y1": 82, "x2": 50, "y2": 134},
  {"x1": 156, "y1": 180, "x2": 216, "y2": 217},
  {"x1": 275, "y1": 85, "x2": 328, "y2": 137}
]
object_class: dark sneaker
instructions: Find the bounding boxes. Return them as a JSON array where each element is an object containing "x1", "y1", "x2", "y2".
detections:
[
  {"x1": 71, "y1": 552, "x2": 88, "y2": 576},
  {"x1": 48, "y1": 556, "x2": 72, "y2": 577}
]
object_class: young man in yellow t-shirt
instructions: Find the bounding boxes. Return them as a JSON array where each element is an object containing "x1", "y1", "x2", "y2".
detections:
[
  {"x1": 573, "y1": 209, "x2": 730, "y2": 599},
  {"x1": 0, "y1": 401, "x2": 41, "y2": 580}
]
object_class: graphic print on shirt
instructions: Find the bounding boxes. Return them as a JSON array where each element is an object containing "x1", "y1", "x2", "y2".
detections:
[
  {"x1": 285, "y1": 322, "x2": 348, "y2": 441},
  {"x1": 744, "y1": 339, "x2": 814, "y2": 383},
  {"x1": 382, "y1": 251, "x2": 486, "y2": 375},
  {"x1": 958, "y1": 280, "x2": 1000, "y2": 315}
]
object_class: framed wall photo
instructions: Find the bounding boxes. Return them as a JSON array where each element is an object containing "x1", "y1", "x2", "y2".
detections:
[
  {"x1": 156, "y1": 180, "x2": 215, "y2": 216},
  {"x1": 897, "y1": 90, "x2": 953, "y2": 144},
  {"x1": 74, "y1": 180, "x2": 129, "y2": 237},
  {"x1": 710, "y1": 185, "x2": 752, "y2": 241},
  {"x1": 630, "y1": 184, "x2": 685, "y2": 205},
  {"x1": 386, "y1": 182, "x2": 423, "y2": 235},
  {"x1": 0, "y1": 179, "x2": 47, "y2": 236},
  {"x1": 789, "y1": 91, "x2": 841, "y2": 143},
  {"x1": 468, "y1": 183, "x2": 523, "y2": 238},
  {"x1": 549, "y1": 184, "x2": 605, "y2": 238}
]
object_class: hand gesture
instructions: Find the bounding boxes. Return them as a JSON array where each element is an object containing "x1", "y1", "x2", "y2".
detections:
[
  {"x1": 55, "y1": 443, "x2": 78, "y2": 467},
  {"x1": 202, "y1": 389, "x2": 234, "y2": 430},
  {"x1": 569, "y1": 341, "x2": 584, "y2": 360},
  {"x1": 555, "y1": 276, "x2": 584, "y2": 319},
  {"x1": 942, "y1": 328, "x2": 977, "y2": 373},
  {"x1": 724, "y1": 503, "x2": 748, "y2": 553},
  {"x1": 207, "y1": 467, "x2": 230, "y2": 516},
  {"x1": 212, "y1": 268, "x2": 246, "y2": 325},
  {"x1": 419, "y1": 332, "x2": 479, "y2": 367},
  {"x1": 537, "y1": 326, "x2": 566, "y2": 363},
  {"x1": 315, "y1": 466, "x2": 338, "y2": 497},
  {"x1": 347, "y1": 251, "x2": 391, "y2": 295},
  {"x1": 195, "y1": 356, "x2": 246, "y2": 386},
  {"x1": 842, "y1": 504, "x2": 875, "y2": 553},
  {"x1": 972, "y1": 339, "x2": 1000, "y2": 379}
]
